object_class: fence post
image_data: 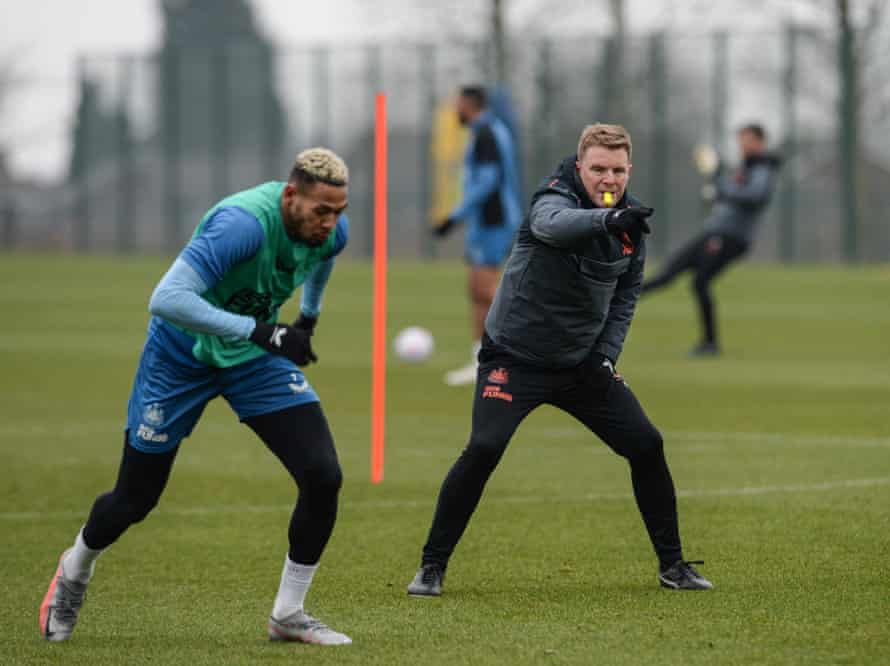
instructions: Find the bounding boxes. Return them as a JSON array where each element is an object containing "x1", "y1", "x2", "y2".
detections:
[
  {"x1": 74, "y1": 56, "x2": 90, "y2": 252},
  {"x1": 366, "y1": 44, "x2": 383, "y2": 259},
  {"x1": 649, "y1": 31, "x2": 669, "y2": 257},
  {"x1": 312, "y1": 47, "x2": 331, "y2": 147},
  {"x1": 418, "y1": 43, "x2": 437, "y2": 259},
  {"x1": 838, "y1": 0, "x2": 859, "y2": 262},
  {"x1": 161, "y1": 47, "x2": 183, "y2": 253},
  {"x1": 711, "y1": 31, "x2": 729, "y2": 154},
  {"x1": 600, "y1": 3, "x2": 626, "y2": 122},
  {"x1": 780, "y1": 24, "x2": 798, "y2": 263},
  {"x1": 263, "y1": 49, "x2": 283, "y2": 178},
  {"x1": 533, "y1": 39, "x2": 555, "y2": 185},
  {"x1": 475, "y1": 38, "x2": 493, "y2": 86},
  {"x1": 116, "y1": 55, "x2": 135, "y2": 253},
  {"x1": 212, "y1": 46, "x2": 230, "y2": 200}
]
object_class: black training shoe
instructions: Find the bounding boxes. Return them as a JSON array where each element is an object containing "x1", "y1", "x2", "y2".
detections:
[
  {"x1": 658, "y1": 560, "x2": 714, "y2": 590},
  {"x1": 407, "y1": 563, "x2": 445, "y2": 597},
  {"x1": 689, "y1": 342, "x2": 720, "y2": 358}
]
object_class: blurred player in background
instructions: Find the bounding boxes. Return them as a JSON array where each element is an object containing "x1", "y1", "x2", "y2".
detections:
[
  {"x1": 39, "y1": 148, "x2": 353, "y2": 646},
  {"x1": 433, "y1": 85, "x2": 522, "y2": 386},
  {"x1": 408, "y1": 124, "x2": 713, "y2": 597},
  {"x1": 642, "y1": 124, "x2": 782, "y2": 356}
]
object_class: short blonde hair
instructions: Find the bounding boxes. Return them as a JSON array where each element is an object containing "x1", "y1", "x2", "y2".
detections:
[
  {"x1": 290, "y1": 147, "x2": 349, "y2": 187},
  {"x1": 577, "y1": 124, "x2": 632, "y2": 161}
]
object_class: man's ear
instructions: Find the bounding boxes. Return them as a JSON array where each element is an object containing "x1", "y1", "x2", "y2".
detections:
[
  {"x1": 282, "y1": 182, "x2": 299, "y2": 203},
  {"x1": 575, "y1": 160, "x2": 581, "y2": 171}
]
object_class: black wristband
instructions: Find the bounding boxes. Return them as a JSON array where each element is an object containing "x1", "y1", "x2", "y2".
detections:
[
  {"x1": 249, "y1": 320, "x2": 276, "y2": 346},
  {"x1": 294, "y1": 313, "x2": 318, "y2": 334}
]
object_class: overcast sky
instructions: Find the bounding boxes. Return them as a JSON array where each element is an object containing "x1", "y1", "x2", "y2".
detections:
[{"x1": 0, "y1": 0, "x2": 840, "y2": 182}]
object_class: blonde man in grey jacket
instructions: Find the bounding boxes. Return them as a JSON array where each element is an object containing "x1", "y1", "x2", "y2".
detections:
[{"x1": 408, "y1": 124, "x2": 713, "y2": 598}]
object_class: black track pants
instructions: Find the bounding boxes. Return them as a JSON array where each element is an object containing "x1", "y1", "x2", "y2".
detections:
[
  {"x1": 642, "y1": 232, "x2": 747, "y2": 345},
  {"x1": 83, "y1": 402, "x2": 341, "y2": 565},
  {"x1": 421, "y1": 354, "x2": 684, "y2": 571}
]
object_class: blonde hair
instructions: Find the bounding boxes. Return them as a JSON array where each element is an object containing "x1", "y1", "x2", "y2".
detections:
[
  {"x1": 577, "y1": 124, "x2": 632, "y2": 161},
  {"x1": 290, "y1": 147, "x2": 349, "y2": 187}
]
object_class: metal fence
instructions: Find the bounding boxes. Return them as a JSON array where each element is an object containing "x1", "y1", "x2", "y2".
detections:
[{"x1": 5, "y1": 27, "x2": 889, "y2": 262}]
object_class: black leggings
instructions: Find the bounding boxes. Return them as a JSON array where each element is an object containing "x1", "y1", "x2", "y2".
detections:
[
  {"x1": 82, "y1": 402, "x2": 342, "y2": 565},
  {"x1": 642, "y1": 232, "x2": 747, "y2": 345},
  {"x1": 421, "y1": 355, "x2": 683, "y2": 571}
]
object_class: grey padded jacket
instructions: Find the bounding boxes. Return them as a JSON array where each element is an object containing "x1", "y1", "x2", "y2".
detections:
[
  {"x1": 484, "y1": 156, "x2": 647, "y2": 368},
  {"x1": 704, "y1": 153, "x2": 781, "y2": 246}
]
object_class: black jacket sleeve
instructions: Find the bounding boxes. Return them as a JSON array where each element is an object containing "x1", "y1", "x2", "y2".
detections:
[
  {"x1": 473, "y1": 125, "x2": 500, "y2": 164},
  {"x1": 593, "y1": 240, "x2": 646, "y2": 363}
]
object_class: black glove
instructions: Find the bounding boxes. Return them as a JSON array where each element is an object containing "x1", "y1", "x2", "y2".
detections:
[
  {"x1": 249, "y1": 321, "x2": 317, "y2": 366},
  {"x1": 432, "y1": 217, "x2": 457, "y2": 237},
  {"x1": 293, "y1": 313, "x2": 318, "y2": 336},
  {"x1": 583, "y1": 354, "x2": 619, "y2": 401},
  {"x1": 604, "y1": 206, "x2": 654, "y2": 238}
]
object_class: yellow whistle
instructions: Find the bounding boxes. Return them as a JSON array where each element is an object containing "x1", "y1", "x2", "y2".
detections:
[{"x1": 603, "y1": 192, "x2": 614, "y2": 207}]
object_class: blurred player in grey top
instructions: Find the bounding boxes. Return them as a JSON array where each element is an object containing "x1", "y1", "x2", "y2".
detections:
[{"x1": 642, "y1": 124, "x2": 781, "y2": 356}]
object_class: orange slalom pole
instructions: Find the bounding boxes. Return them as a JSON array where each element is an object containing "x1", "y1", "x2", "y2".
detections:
[{"x1": 371, "y1": 92, "x2": 387, "y2": 484}]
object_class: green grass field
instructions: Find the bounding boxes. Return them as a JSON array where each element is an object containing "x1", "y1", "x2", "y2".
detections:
[{"x1": 2, "y1": 253, "x2": 889, "y2": 665}]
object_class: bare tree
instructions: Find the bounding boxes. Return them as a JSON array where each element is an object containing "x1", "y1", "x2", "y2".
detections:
[
  {"x1": 857, "y1": 0, "x2": 890, "y2": 158},
  {"x1": 782, "y1": 0, "x2": 887, "y2": 259},
  {"x1": 836, "y1": 0, "x2": 859, "y2": 260},
  {"x1": 604, "y1": 0, "x2": 627, "y2": 121}
]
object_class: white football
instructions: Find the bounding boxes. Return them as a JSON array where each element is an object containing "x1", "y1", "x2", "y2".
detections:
[{"x1": 393, "y1": 326, "x2": 435, "y2": 363}]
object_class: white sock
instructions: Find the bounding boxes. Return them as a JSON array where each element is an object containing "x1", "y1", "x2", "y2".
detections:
[
  {"x1": 272, "y1": 556, "x2": 318, "y2": 620},
  {"x1": 471, "y1": 339, "x2": 481, "y2": 361},
  {"x1": 62, "y1": 528, "x2": 103, "y2": 583}
]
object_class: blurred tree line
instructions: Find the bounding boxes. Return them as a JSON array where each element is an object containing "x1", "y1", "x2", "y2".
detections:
[{"x1": 53, "y1": 0, "x2": 890, "y2": 261}]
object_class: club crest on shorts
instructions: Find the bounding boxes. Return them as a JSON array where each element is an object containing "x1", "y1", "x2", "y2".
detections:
[
  {"x1": 143, "y1": 403, "x2": 165, "y2": 427},
  {"x1": 487, "y1": 368, "x2": 509, "y2": 385},
  {"x1": 289, "y1": 380, "x2": 310, "y2": 393},
  {"x1": 289, "y1": 373, "x2": 310, "y2": 394}
]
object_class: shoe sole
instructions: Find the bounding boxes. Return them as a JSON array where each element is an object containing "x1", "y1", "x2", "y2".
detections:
[
  {"x1": 39, "y1": 551, "x2": 67, "y2": 640},
  {"x1": 658, "y1": 575, "x2": 713, "y2": 590},
  {"x1": 658, "y1": 575, "x2": 679, "y2": 590},
  {"x1": 267, "y1": 622, "x2": 352, "y2": 647},
  {"x1": 407, "y1": 590, "x2": 441, "y2": 598},
  {"x1": 268, "y1": 621, "x2": 352, "y2": 645},
  {"x1": 269, "y1": 623, "x2": 312, "y2": 643}
]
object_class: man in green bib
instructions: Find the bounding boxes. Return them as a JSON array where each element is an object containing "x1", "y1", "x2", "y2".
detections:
[{"x1": 40, "y1": 148, "x2": 353, "y2": 646}]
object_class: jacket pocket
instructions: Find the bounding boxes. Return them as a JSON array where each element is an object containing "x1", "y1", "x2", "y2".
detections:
[{"x1": 575, "y1": 255, "x2": 630, "y2": 285}]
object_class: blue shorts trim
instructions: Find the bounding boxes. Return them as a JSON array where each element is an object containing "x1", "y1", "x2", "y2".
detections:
[{"x1": 126, "y1": 334, "x2": 319, "y2": 453}]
